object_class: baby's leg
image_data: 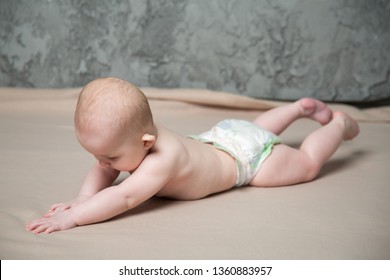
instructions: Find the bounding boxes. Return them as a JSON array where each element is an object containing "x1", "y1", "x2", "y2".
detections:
[
  {"x1": 253, "y1": 98, "x2": 332, "y2": 135},
  {"x1": 250, "y1": 111, "x2": 359, "y2": 187}
]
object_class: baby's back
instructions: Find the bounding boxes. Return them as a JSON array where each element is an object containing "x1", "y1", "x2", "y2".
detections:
[{"x1": 154, "y1": 126, "x2": 237, "y2": 200}]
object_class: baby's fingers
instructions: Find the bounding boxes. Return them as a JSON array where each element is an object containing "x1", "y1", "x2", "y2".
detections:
[
  {"x1": 43, "y1": 212, "x2": 54, "y2": 218},
  {"x1": 49, "y1": 203, "x2": 64, "y2": 212},
  {"x1": 32, "y1": 224, "x2": 49, "y2": 234},
  {"x1": 26, "y1": 219, "x2": 48, "y2": 233},
  {"x1": 49, "y1": 203, "x2": 71, "y2": 213},
  {"x1": 26, "y1": 219, "x2": 57, "y2": 234},
  {"x1": 43, "y1": 225, "x2": 60, "y2": 234},
  {"x1": 34, "y1": 223, "x2": 58, "y2": 234}
]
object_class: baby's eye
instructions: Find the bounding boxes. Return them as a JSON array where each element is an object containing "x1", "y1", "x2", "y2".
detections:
[{"x1": 107, "y1": 156, "x2": 118, "y2": 161}]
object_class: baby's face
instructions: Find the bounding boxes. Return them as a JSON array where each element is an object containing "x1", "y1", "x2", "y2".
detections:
[{"x1": 77, "y1": 129, "x2": 148, "y2": 172}]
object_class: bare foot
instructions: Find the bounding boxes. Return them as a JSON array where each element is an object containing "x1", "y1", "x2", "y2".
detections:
[
  {"x1": 298, "y1": 98, "x2": 333, "y2": 125},
  {"x1": 333, "y1": 111, "x2": 360, "y2": 140}
]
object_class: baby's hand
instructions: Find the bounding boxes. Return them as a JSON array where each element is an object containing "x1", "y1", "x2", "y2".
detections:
[
  {"x1": 46, "y1": 196, "x2": 89, "y2": 217},
  {"x1": 26, "y1": 210, "x2": 77, "y2": 234}
]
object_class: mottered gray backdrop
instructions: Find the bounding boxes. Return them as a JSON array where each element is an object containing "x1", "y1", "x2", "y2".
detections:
[{"x1": 1, "y1": 0, "x2": 389, "y2": 101}]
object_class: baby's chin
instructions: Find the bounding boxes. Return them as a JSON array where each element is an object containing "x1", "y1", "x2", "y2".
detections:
[
  {"x1": 113, "y1": 160, "x2": 144, "y2": 173},
  {"x1": 116, "y1": 167, "x2": 137, "y2": 173}
]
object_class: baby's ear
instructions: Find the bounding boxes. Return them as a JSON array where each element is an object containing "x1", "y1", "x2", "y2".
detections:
[{"x1": 141, "y1": 133, "x2": 156, "y2": 150}]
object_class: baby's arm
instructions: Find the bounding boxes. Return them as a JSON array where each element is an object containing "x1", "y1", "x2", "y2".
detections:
[
  {"x1": 26, "y1": 156, "x2": 170, "y2": 234},
  {"x1": 47, "y1": 163, "x2": 120, "y2": 214},
  {"x1": 26, "y1": 184, "x2": 132, "y2": 234},
  {"x1": 73, "y1": 158, "x2": 170, "y2": 227},
  {"x1": 26, "y1": 163, "x2": 119, "y2": 234}
]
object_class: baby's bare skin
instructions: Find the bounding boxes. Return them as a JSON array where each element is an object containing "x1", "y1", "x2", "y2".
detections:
[
  {"x1": 26, "y1": 78, "x2": 359, "y2": 234},
  {"x1": 332, "y1": 111, "x2": 360, "y2": 140},
  {"x1": 26, "y1": 125, "x2": 237, "y2": 234},
  {"x1": 153, "y1": 127, "x2": 237, "y2": 200}
]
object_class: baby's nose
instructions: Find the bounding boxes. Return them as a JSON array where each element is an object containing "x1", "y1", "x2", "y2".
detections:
[{"x1": 98, "y1": 160, "x2": 110, "y2": 168}]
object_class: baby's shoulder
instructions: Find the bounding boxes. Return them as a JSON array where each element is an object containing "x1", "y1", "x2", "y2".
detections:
[
  {"x1": 149, "y1": 126, "x2": 186, "y2": 159},
  {"x1": 138, "y1": 128, "x2": 186, "y2": 177}
]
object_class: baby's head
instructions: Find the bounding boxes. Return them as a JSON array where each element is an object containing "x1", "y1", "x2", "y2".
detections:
[{"x1": 75, "y1": 77, "x2": 157, "y2": 171}]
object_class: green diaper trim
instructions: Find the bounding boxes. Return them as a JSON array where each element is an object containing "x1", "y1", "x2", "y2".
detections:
[{"x1": 188, "y1": 135, "x2": 239, "y2": 161}]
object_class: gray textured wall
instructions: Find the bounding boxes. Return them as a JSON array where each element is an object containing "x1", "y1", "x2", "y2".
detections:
[{"x1": 1, "y1": 0, "x2": 389, "y2": 101}]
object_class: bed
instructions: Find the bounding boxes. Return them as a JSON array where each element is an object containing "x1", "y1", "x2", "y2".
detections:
[{"x1": 0, "y1": 87, "x2": 389, "y2": 259}]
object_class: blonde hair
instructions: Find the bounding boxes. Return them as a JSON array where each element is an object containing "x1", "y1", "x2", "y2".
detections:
[{"x1": 75, "y1": 77, "x2": 156, "y2": 139}]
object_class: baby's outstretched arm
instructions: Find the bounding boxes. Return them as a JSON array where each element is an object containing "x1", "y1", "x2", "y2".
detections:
[
  {"x1": 26, "y1": 163, "x2": 119, "y2": 234},
  {"x1": 46, "y1": 163, "x2": 120, "y2": 214},
  {"x1": 26, "y1": 157, "x2": 170, "y2": 234},
  {"x1": 71, "y1": 159, "x2": 170, "y2": 227},
  {"x1": 26, "y1": 184, "x2": 132, "y2": 234}
]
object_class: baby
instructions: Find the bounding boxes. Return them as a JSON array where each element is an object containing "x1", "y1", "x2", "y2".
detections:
[{"x1": 26, "y1": 77, "x2": 359, "y2": 234}]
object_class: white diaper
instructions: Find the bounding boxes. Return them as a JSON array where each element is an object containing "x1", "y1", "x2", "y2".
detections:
[{"x1": 189, "y1": 119, "x2": 281, "y2": 186}]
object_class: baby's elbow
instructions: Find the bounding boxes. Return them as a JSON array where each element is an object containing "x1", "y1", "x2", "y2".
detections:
[
  {"x1": 124, "y1": 195, "x2": 144, "y2": 211},
  {"x1": 124, "y1": 196, "x2": 135, "y2": 210}
]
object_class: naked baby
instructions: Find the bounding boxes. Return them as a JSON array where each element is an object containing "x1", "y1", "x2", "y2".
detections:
[{"x1": 26, "y1": 77, "x2": 359, "y2": 234}]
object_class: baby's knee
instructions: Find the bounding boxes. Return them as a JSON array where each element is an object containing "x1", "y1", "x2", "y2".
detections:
[{"x1": 303, "y1": 160, "x2": 321, "y2": 182}]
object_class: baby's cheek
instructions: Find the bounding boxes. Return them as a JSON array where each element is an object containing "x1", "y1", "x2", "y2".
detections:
[{"x1": 113, "y1": 161, "x2": 133, "y2": 172}]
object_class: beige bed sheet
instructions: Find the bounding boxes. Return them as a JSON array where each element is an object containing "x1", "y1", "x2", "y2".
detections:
[{"x1": 0, "y1": 87, "x2": 389, "y2": 260}]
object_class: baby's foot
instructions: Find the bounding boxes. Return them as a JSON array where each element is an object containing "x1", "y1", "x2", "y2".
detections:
[
  {"x1": 298, "y1": 98, "x2": 332, "y2": 125},
  {"x1": 333, "y1": 111, "x2": 360, "y2": 140}
]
